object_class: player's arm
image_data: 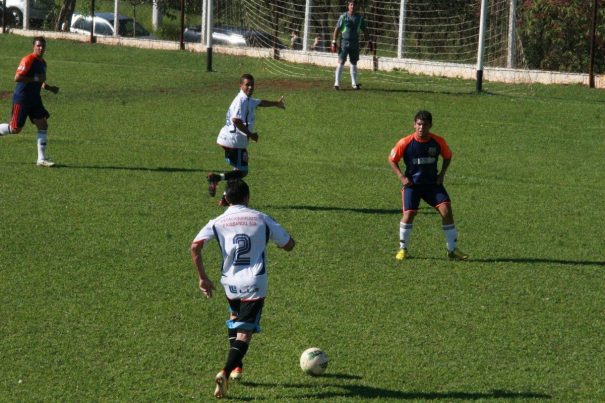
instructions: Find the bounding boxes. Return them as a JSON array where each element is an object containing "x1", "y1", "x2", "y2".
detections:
[
  {"x1": 190, "y1": 239, "x2": 215, "y2": 298},
  {"x1": 389, "y1": 159, "x2": 411, "y2": 187},
  {"x1": 259, "y1": 96, "x2": 285, "y2": 109},
  {"x1": 437, "y1": 158, "x2": 451, "y2": 184},
  {"x1": 232, "y1": 117, "x2": 259, "y2": 142},
  {"x1": 280, "y1": 237, "x2": 295, "y2": 252},
  {"x1": 42, "y1": 82, "x2": 60, "y2": 94},
  {"x1": 331, "y1": 25, "x2": 340, "y2": 52}
]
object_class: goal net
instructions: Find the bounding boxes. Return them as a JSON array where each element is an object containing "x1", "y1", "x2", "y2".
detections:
[{"x1": 207, "y1": 0, "x2": 532, "y2": 95}]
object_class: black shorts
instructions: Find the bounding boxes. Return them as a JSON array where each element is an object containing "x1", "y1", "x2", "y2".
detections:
[
  {"x1": 226, "y1": 298, "x2": 264, "y2": 333},
  {"x1": 223, "y1": 147, "x2": 249, "y2": 172}
]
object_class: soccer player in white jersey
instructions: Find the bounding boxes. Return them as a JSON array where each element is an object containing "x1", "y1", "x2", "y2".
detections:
[
  {"x1": 207, "y1": 73, "x2": 285, "y2": 206},
  {"x1": 191, "y1": 179, "x2": 295, "y2": 398}
]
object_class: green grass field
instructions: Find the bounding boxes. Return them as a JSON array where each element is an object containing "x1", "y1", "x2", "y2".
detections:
[{"x1": 1, "y1": 34, "x2": 604, "y2": 402}]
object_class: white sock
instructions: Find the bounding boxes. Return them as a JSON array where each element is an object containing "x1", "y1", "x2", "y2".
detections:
[
  {"x1": 350, "y1": 64, "x2": 358, "y2": 87},
  {"x1": 0, "y1": 123, "x2": 11, "y2": 135},
  {"x1": 399, "y1": 222, "x2": 413, "y2": 250},
  {"x1": 37, "y1": 130, "x2": 48, "y2": 161},
  {"x1": 442, "y1": 224, "x2": 458, "y2": 252},
  {"x1": 335, "y1": 64, "x2": 344, "y2": 86}
]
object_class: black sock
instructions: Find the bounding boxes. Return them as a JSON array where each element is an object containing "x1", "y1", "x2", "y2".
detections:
[
  {"x1": 227, "y1": 329, "x2": 243, "y2": 368},
  {"x1": 224, "y1": 171, "x2": 245, "y2": 180},
  {"x1": 228, "y1": 328, "x2": 237, "y2": 347},
  {"x1": 224, "y1": 340, "x2": 249, "y2": 375}
]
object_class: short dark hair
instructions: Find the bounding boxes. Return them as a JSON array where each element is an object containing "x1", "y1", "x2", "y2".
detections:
[
  {"x1": 225, "y1": 179, "x2": 250, "y2": 205},
  {"x1": 240, "y1": 73, "x2": 254, "y2": 83},
  {"x1": 33, "y1": 36, "x2": 46, "y2": 45},
  {"x1": 414, "y1": 110, "x2": 432, "y2": 124}
]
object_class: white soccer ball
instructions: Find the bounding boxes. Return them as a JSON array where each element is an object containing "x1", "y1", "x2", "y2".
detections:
[{"x1": 299, "y1": 347, "x2": 329, "y2": 376}]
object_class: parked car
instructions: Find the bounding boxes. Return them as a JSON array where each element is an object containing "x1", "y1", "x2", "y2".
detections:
[
  {"x1": 183, "y1": 24, "x2": 285, "y2": 49},
  {"x1": 2, "y1": 0, "x2": 51, "y2": 27},
  {"x1": 70, "y1": 12, "x2": 153, "y2": 38}
]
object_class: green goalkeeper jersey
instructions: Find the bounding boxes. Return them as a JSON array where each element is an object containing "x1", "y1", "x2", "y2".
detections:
[{"x1": 336, "y1": 12, "x2": 366, "y2": 45}]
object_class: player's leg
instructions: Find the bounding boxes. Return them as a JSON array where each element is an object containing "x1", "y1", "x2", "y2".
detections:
[
  {"x1": 0, "y1": 103, "x2": 26, "y2": 136},
  {"x1": 334, "y1": 61, "x2": 345, "y2": 89},
  {"x1": 215, "y1": 299, "x2": 263, "y2": 397},
  {"x1": 431, "y1": 186, "x2": 468, "y2": 260},
  {"x1": 32, "y1": 115, "x2": 54, "y2": 167},
  {"x1": 335, "y1": 43, "x2": 347, "y2": 89},
  {"x1": 349, "y1": 47, "x2": 361, "y2": 89},
  {"x1": 396, "y1": 186, "x2": 419, "y2": 260},
  {"x1": 208, "y1": 148, "x2": 248, "y2": 198},
  {"x1": 226, "y1": 307, "x2": 243, "y2": 382},
  {"x1": 218, "y1": 149, "x2": 248, "y2": 205}
]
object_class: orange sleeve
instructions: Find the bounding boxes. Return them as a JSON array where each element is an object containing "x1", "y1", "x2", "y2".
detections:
[
  {"x1": 389, "y1": 135, "x2": 414, "y2": 162},
  {"x1": 431, "y1": 133, "x2": 452, "y2": 159},
  {"x1": 16, "y1": 54, "x2": 35, "y2": 76}
]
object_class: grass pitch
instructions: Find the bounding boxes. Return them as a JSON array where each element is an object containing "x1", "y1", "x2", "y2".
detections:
[{"x1": 1, "y1": 34, "x2": 604, "y2": 401}]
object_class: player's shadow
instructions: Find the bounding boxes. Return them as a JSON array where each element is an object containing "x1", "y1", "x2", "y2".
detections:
[
  {"x1": 263, "y1": 204, "x2": 406, "y2": 215},
  {"x1": 240, "y1": 376, "x2": 551, "y2": 400},
  {"x1": 471, "y1": 257, "x2": 605, "y2": 267},
  {"x1": 52, "y1": 163, "x2": 206, "y2": 173},
  {"x1": 263, "y1": 204, "x2": 439, "y2": 216}
]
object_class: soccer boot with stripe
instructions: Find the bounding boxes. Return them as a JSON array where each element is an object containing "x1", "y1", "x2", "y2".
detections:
[{"x1": 448, "y1": 248, "x2": 469, "y2": 261}]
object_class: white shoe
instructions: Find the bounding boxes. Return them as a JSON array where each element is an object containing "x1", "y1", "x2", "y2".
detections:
[
  {"x1": 213, "y1": 370, "x2": 228, "y2": 398},
  {"x1": 37, "y1": 159, "x2": 55, "y2": 167}
]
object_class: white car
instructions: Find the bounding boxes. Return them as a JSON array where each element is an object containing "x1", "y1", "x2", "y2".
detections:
[
  {"x1": 69, "y1": 12, "x2": 153, "y2": 38},
  {"x1": 3, "y1": 0, "x2": 51, "y2": 26}
]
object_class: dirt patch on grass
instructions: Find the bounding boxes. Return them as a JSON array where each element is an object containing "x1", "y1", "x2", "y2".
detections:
[{"x1": 0, "y1": 91, "x2": 12, "y2": 100}]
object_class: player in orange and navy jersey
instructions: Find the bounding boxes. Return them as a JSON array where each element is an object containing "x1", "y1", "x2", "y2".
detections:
[
  {"x1": 0, "y1": 37, "x2": 60, "y2": 167},
  {"x1": 388, "y1": 110, "x2": 468, "y2": 261}
]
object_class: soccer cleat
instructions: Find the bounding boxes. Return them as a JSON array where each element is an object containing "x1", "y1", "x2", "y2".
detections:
[
  {"x1": 214, "y1": 370, "x2": 229, "y2": 398},
  {"x1": 207, "y1": 173, "x2": 221, "y2": 197},
  {"x1": 395, "y1": 248, "x2": 409, "y2": 261},
  {"x1": 218, "y1": 194, "x2": 228, "y2": 207},
  {"x1": 448, "y1": 248, "x2": 469, "y2": 261},
  {"x1": 36, "y1": 159, "x2": 55, "y2": 167},
  {"x1": 353, "y1": 84, "x2": 362, "y2": 90},
  {"x1": 229, "y1": 367, "x2": 243, "y2": 382},
  {"x1": 334, "y1": 85, "x2": 340, "y2": 90}
]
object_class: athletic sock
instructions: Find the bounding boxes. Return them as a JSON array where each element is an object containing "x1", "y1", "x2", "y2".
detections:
[
  {"x1": 227, "y1": 329, "x2": 242, "y2": 367},
  {"x1": 335, "y1": 64, "x2": 344, "y2": 86},
  {"x1": 442, "y1": 224, "x2": 458, "y2": 252},
  {"x1": 0, "y1": 123, "x2": 11, "y2": 135},
  {"x1": 399, "y1": 222, "x2": 413, "y2": 250},
  {"x1": 36, "y1": 130, "x2": 48, "y2": 161},
  {"x1": 350, "y1": 64, "x2": 358, "y2": 86},
  {"x1": 224, "y1": 171, "x2": 244, "y2": 180},
  {"x1": 224, "y1": 340, "x2": 249, "y2": 376}
]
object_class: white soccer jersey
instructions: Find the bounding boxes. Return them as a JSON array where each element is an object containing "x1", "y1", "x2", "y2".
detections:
[
  {"x1": 216, "y1": 90, "x2": 262, "y2": 149},
  {"x1": 194, "y1": 205, "x2": 291, "y2": 300}
]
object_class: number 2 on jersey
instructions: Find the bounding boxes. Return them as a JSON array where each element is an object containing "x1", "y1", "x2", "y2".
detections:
[{"x1": 233, "y1": 234, "x2": 251, "y2": 266}]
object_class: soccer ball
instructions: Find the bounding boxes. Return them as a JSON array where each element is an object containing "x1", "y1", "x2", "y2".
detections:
[{"x1": 299, "y1": 347, "x2": 329, "y2": 376}]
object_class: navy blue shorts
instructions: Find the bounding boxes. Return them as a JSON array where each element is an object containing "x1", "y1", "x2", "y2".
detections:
[
  {"x1": 10, "y1": 100, "x2": 49, "y2": 130},
  {"x1": 223, "y1": 147, "x2": 249, "y2": 172},
  {"x1": 401, "y1": 183, "x2": 450, "y2": 213},
  {"x1": 226, "y1": 298, "x2": 264, "y2": 333}
]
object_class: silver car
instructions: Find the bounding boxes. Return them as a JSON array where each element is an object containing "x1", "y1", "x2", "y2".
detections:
[
  {"x1": 69, "y1": 12, "x2": 153, "y2": 38},
  {"x1": 3, "y1": 0, "x2": 51, "y2": 26}
]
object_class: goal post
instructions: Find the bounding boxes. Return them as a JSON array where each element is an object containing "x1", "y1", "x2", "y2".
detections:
[{"x1": 206, "y1": 0, "x2": 526, "y2": 92}]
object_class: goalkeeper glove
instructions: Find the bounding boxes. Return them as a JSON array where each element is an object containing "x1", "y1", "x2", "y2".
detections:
[{"x1": 331, "y1": 41, "x2": 337, "y2": 53}]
